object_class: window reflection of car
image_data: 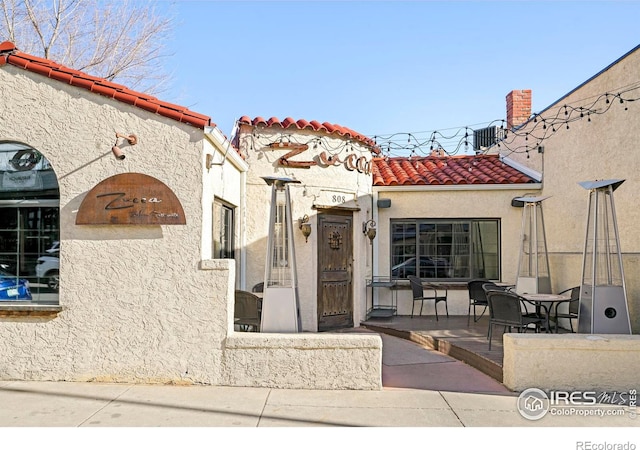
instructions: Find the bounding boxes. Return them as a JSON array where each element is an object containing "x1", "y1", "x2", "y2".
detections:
[
  {"x1": 36, "y1": 242, "x2": 60, "y2": 291},
  {"x1": 46, "y1": 241, "x2": 60, "y2": 254},
  {"x1": 0, "y1": 268, "x2": 32, "y2": 301},
  {"x1": 391, "y1": 256, "x2": 451, "y2": 279}
]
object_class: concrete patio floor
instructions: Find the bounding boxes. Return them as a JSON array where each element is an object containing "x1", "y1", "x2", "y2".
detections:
[{"x1": 362, "y1": 314, "x2": 569, "y2": 383}]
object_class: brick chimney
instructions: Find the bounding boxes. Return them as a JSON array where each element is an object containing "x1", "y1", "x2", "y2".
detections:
[{"x1": 506, "y1": 89, "x2": 532, "y2": 129}]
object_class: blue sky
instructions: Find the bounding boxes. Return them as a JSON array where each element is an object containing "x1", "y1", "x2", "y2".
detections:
[{"x1": 162, "y1": 1, "x2": 640, "y2": 154}]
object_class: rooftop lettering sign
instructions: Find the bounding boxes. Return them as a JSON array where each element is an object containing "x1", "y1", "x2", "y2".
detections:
[
  {"x1": 76, "y1": 173, "x2": 186, "y2": 225},
  {"x1": 265, "y1": 142, "x2": 372, "y2": 174}
]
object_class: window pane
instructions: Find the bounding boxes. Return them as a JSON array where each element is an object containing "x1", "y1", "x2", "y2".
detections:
[
  {"x1": 390, "y1": 218, "x2": 500, "y2": 281},
  {"x1": 391, "y1": 222, "x2": 417, "y2": 278},
  {"x1": 0, "y1": 143, "x2": 59, "y2": 304},
  {"x1": 472, "y1": 221, "x2": 499, "y2": 279},
  {"x1": 213, "y1": 200, "x2": 235, "y2": 259}
]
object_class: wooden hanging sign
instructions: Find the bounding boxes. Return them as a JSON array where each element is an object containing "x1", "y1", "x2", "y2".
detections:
[{"x1": 76, "y1": 173, "x2": 186, "y2": 225}]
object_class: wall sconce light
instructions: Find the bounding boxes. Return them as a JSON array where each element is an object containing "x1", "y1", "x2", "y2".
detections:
[
  {"x1": 363, "y1": 219, "x2": 377, "y2": 243},
  {"x1": 112, "y1": 132, "x2": 137, "y2": 160},
  {"x1": 298, "y1": 214, "x2": 312, "y2": 242}
]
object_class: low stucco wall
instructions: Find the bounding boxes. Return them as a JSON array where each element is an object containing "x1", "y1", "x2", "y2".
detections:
[
  {"x1": 0, "y1": 259, "x2": 383, "y2": 389},
  {"x1": 503, "y1": 333, "x2": 640, "y2": 392},
  {"x1": 222, "y1": 333, "x2": 382, "y2": 390}
]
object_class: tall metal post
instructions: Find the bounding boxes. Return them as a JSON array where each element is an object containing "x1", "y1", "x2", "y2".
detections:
[
  {"x1": 578, "y1": 179, "x2": 631, "y2": 334},
  {"x1": 260, "y1": 176, "x2": 302, "y2": 333},
  {"x1": 514, "y1": 196, "x2": 552, "y2": 295}
]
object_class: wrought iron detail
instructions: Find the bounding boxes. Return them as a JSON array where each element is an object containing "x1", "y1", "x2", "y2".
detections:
[{"x1": 329, "y1": 230, "x2": 342, "y2": 249}]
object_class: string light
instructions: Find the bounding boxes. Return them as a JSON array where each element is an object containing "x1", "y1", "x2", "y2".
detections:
[
  {"x1": 239, "y1": 81, "x2": 640, "y2": 160},
  {"x1": 371, "y1": 81, "x2": 640, "y2": 158}
]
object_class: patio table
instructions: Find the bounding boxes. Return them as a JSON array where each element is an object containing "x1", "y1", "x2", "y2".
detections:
[{"x1": 519, "y1": 292, "x2": 572, "y2": 333}]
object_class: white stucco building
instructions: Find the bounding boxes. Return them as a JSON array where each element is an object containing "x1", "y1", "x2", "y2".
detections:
[
  {"x1": 0, "y1": 41, "x2": 381, "y2": 389},
  {"x1": 1, "y1": 37, "x2": 638, "y2": 391}
]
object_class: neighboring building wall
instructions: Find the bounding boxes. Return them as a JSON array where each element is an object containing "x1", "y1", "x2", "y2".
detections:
[
  {"x1": 237, "y1": 124, "x2": 375, "y2": 331},
  {"x1": 498, "y1": 46, "x2": 640, "y2": 331}
]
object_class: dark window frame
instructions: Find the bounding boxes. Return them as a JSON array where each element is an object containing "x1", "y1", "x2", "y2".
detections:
[
  {"x1": 390, "y1": 218, "x2": 501, "y2": 281},
  {"x1": 212, "y1": 198, "x2": 235, "y2": 259},
  {"x1": 0, "y1": 141, "x2": 60, "y2": 305}
]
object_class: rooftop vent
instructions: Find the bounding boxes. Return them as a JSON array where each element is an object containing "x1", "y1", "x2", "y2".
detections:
[{"x1": 473, "y1": 126, "x2": 504, "y2": 153}]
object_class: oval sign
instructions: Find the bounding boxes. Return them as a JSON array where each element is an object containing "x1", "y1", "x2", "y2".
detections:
[{"x1": 76, "y1": 173, "x2": 186, "y2": 225}]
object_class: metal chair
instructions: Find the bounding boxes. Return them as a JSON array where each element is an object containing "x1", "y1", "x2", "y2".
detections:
[
  {"x1": 467, "y1": 279, "x2": 491, "y2": 324},
  {"x1": 485, "y1": 290, "x2": 544, "y2": 350},
  {"x1": 407, "y1": 275, "x2": 448, "y2": 320},
  {"x1": 552, "y1": 286, "x2": 580, "y2": 333},
  {"x1": 234, "y1": 290, "x2": 262, "y2": 332}
]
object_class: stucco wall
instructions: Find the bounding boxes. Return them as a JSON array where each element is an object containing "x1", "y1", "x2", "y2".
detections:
[
  {"x1": 499, "y1": 47, "x2": 640, "y2": 331},
  {"x1": 222, "y1": 333, "x2": 382, "y2": 389},
  {"x1": 0, "y1": 66, "x2": 229, "y2": 383},
  {"x1": 201, "y1": 130, "x2": 248, "y2": 285},
  {"x1": 237, "y1": 125, "x2": 375, "y2": 331},
  {"x1": 503, "y1": 333, "x2": 640, "y2": 392},
  {"x1": 373, "y1": 186, "x2": 541, "y2": 314},
  {"x1": 0, "y1": 67, "x2": 383, "y2": 389}
]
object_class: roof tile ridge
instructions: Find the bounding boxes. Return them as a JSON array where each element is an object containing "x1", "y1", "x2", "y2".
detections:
[{"x1": 3, "y1": 42, "x2": 211, "y2": 128}]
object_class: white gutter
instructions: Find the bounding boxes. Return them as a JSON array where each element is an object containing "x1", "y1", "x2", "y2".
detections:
[
  {"x1": 500, "y1": 155, "x2": 542, "y2": 182},
  {"x1": 204, "y1": 125, "x2": 248, "y2": 172}
]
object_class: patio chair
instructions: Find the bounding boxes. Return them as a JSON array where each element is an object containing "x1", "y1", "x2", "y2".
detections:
[
  {"x1": 234, "y1": 290, "x2": 262, "y2": 332},
  {"x1": 486, "y1": 290, "x2": 544, "y2": 350},
  {"x1": 467, "y1": 279, "x2": 491, "y2": 325},
  {"x1": 552, "y1": 286, "x2": 580, "y2": 333},
  {"x1": 407, "y1": 275, "x2": 448, "y2": 321}
]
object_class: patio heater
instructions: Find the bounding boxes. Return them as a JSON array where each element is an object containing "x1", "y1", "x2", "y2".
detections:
[
  {"x1": 577, "y1": 179, "x2": 631, "y2": 334},
  {"x1": 260, "y1": 176, "x2": 302, "y2": 333},
  {"x1": 514, "y1": 196, "x2": 552, "y2": 295}
]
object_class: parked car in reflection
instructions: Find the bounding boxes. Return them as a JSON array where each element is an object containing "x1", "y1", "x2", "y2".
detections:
[
  {"x1": 0, "y1": 268, "x2": 32, "y2": 300},
  {"x1": 36, "y1": 255, "x2": 59, "y2": 291},
  {"x1": 46, "y1": 241, "x2": 60, "y2": 254},
  {"x1": 391, "y1": 256, "x2": 452, "y2": 279}
]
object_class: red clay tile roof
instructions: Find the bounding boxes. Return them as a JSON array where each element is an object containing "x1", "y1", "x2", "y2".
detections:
[
  {"x1": 372, "y1": 154, "x2": 536, "y2": 186},
  {"x1": 0, "y1": 41, "x2": 212, "y2": 129},
  {"x1": 238, "y1": 116, "x2": 380, "y2": 154}
]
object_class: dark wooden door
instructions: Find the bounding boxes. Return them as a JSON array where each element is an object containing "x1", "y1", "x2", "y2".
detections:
[{"x1": 317, "y1": 212, "x2": 353, "y2": 331}]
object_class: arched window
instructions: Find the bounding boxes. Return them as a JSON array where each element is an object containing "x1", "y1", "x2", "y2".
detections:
[{"x1": 0, "y1": 142, "x2": 59, "y2": 304}]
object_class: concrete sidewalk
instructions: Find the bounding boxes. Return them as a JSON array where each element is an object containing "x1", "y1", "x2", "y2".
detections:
[
  {"x1": 0, "y1": 334, "x2": 637, "y2": 427},
  {"x1": 0, "y1": 379, "x2": 635, "y2": 427}
]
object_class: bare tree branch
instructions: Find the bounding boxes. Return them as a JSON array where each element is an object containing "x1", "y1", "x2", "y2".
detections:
[{"x1": 0, "y1": 0, "x2": 174, "y2": 94}]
